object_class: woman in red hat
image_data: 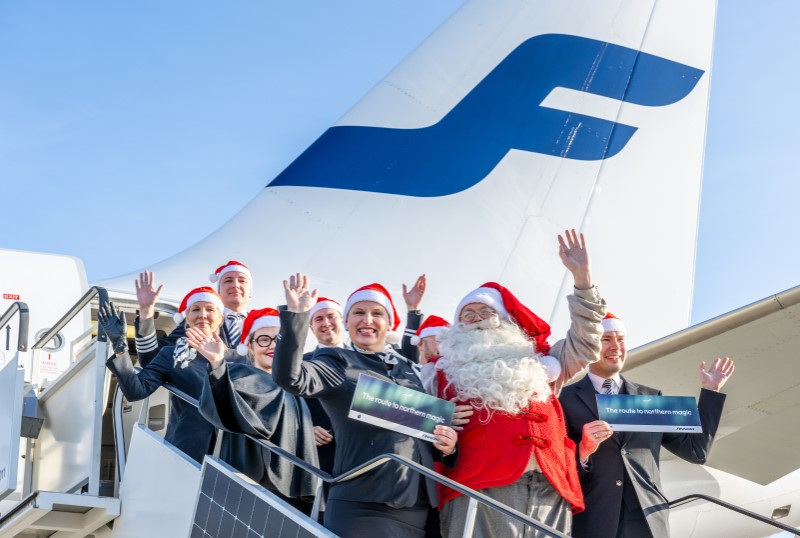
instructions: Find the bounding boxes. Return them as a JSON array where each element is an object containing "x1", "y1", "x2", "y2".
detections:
[
  {"x1": 98, "y1": 287, "x2": 226, "y2": 463},
  {"x1": 265, "y1": 273, "x2": 458, "y2": 537},
  {"x1": 193, "y1": 308, "x2": 319, "y2": 512}
]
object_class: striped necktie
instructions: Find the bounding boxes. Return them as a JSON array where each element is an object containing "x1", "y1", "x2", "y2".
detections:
[
  {"x1": 601, "y1": 378, "x2": 614, "y2": 395},
  {"x1": 226, "y1": 313, "x2": 245, "y2": 346}
]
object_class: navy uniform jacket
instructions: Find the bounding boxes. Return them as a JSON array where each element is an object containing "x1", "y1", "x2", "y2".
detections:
[
  {"x1": 107, "y1": 346, "x2": 216, "y2": 463},
  {"x1": 302, "y1": 309, "x2": 423, "y2": 475},
  {"x1": 272, "y1": 310, "x2": 454, "y2": 509},
  {"x1": 559, "y1": 375, "x2": 726, "y2": 538},
  {"x1": 133, "y1": 316, "x2": 245, "y2": 453}
]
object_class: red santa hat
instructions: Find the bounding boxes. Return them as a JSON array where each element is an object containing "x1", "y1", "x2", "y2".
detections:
[
  {"x1": 455, "y1": 282, "x2": 552, "y2": 354},
  {"x1": 601, "y1": 312, "x2": 626, "y2": 334},
  {"x1": 237, "y1": 308, "x2": 281, "y2": 355},
  {"x1": 173, "y1": 287, "x2": 224, "y2": 324},
  {"x1": 308, "y1": 297, "x2": 343, "y2": 320},
  {"x1": 410, "y1": 315, "x2": 450, "y2": 346},
  {"x1": 209, "y1": 260, "x2": 252, "y2": 286},
  {"x1": 343, "y1": 283, "x2": 401, "y2": 345}
]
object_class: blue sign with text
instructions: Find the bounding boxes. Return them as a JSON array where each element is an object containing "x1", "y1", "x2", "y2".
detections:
[{"x1": 597, "y1": 394, "x2": 702, "y2": 433}]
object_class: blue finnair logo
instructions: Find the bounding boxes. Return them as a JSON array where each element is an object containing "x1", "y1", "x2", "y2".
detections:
[{"x1": 270, "y1": 34, "x2": 704, "y2": 197}]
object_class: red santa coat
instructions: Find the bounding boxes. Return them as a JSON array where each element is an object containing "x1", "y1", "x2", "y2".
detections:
[{"x1": 436, "y1": 367, "x2": 585, "y2": 514}]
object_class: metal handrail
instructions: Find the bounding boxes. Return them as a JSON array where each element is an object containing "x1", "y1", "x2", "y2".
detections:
[
  {"x1": 0, "y1": 301, "x2": 30, "y2": 352},
  {"x1": 28, "y1": 286, "x2": 110, "y2": 497},
  {"x1": 112, "y1": 385, "x2": 128, "y2": 495},
  {"x1": 32, "y1": 286, "x2": 108, "y2": 350},
  {"x1": 668, "y1": 493, "x2": 799, "y2": 535},
  {"x1": 169, "y1": 384, "x2": 332, "y2": 482},
  {"x1": 151, "y1": 381, "x2": 567, "y2": 537}
]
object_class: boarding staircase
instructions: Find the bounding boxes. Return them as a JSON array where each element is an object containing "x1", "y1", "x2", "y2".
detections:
[
  {"x1": 0, "y1": 288, "x2": 119, "y2": 537},
  {"x1": 0, "y1": 290, "x2": 797, "y2": 537}
]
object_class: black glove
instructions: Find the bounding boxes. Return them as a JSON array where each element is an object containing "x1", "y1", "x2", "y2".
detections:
[{"x1": 98, "y1": 301, "x2": 128, "y2": 354}]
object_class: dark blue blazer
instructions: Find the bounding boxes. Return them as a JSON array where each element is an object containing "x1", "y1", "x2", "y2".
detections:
[
  {"x1": 559, "y1": 374, "x2": 726, "y2": 538},
  {"x1": 107, "y1": 346, "x2": 216, "y2": 463}
]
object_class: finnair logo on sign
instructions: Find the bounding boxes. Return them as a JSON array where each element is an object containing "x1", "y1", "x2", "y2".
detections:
[{"x1": 271, "y1": 34, "x2": 704, "y2": 197}]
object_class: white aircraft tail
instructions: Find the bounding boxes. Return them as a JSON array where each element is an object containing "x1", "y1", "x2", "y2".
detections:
[{"x1": 98, "y1": 0, "x2": 716, "y2": 347}]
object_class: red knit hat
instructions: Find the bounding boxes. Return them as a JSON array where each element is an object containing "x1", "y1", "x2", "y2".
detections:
[
  {"x1": 410, "y1": 315, "x2": 450, "y2": 346},
  {"x1": 237, "y1": 308, "x2": 280, "y2": 355},
  {"x1": 343, "y1": 283, "x2": 400, "y2": 344},
  {"x1": 309, "y1": 297, "x2": 342, "y2": 319},
  {"x1": 601, "y1": 312, "x2": 626, "y2": 333},
  {"x1": 455, "y1": 282, "x2": 552, "y2": 354},
  {"x1": 173, "y1": 287, "x2": 224, "y2": 323},
  {"x1": 209, "y1": 260, "x2": 252, "y2": 286}
]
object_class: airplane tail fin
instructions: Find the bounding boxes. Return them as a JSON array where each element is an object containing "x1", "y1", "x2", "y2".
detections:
[{"x1": 98, "y1": 0, "x2": 716, "y2": 345}]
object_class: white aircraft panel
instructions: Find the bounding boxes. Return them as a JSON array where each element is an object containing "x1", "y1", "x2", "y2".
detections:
[
  {"x1": 98, "y1": 0, "x2": 716, "y2": 350},
  {"x1": 626, "y1": 285, "x2": 800, "y2": 485}
]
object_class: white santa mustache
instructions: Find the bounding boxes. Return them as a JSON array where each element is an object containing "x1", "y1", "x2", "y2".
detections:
[{"x1": 436, "y1": 319, "x2": 553, "y2": 415}]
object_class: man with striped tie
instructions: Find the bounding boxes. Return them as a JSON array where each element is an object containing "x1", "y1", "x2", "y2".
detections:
[
  {"x1": 134, "y1": 261, "x2": 252, "y2": 366},
  {"x1": 559, "y1": 313, "x2": 735, "y2": 538},
  {"x1": 212, "y1": 261, "x2": 251, "y2": 349}
]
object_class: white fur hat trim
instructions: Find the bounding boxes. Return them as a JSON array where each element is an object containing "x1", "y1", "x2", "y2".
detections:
[
  {"x1": 601, "y1": 318, "x2": 626, "y2": 333},
  {"x1": 309, "y1": 300, "x2": 342, "y2": 319},
  {"x1": 237, "y1": 315, "x2": 280, "y2": 355},
  {"x1": 410, "y1": 326, "x2": 446, "y2": 346},
  {"x1": 173, "y1": 291, "x2": 224, "y2": 323},
  {"x1": 454, "y1": 287, "x2": 509, "y2": 321},
  {"x1": 344, "y1": 289, "x2": 395, "y2": 327}
]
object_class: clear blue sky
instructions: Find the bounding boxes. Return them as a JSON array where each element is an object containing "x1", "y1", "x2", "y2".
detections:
[{"x1": 2, "y1": 1, "x2": 798, "y2": 326}]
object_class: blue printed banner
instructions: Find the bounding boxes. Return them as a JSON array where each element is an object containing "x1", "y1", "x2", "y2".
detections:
[
  {"x1": 349, "y1": 374, "x2": 455, "y2": 442},
  {"x1": 596, "y1": 394, "x2": 702, "y2": 433}
]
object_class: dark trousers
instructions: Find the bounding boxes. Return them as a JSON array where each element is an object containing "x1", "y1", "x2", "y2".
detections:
[
  {"x1": 325, "y1": 499, "x2": 428, "y2": 538},
  {"x1": 617, "y1": 503, "x2": 654, "y2": 538}
]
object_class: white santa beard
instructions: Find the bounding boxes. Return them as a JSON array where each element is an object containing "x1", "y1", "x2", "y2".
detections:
[{"x1": 437, "y1": 320, "x2": 552, "y2": 414}]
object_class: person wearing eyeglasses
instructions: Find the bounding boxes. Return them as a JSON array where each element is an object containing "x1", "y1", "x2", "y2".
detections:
[
  {"x1": 193, "y1": 308, "x2": 319, "y2": 513},
  {"x1": 433, "y1": 230, "x2": 607, "y2": 538},
  {"x1": 238, "y1": 308, "x2": 281, "y2": 374}
]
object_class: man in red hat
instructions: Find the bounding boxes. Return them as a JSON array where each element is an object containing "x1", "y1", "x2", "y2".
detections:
[
  {"x1": 409, "y1": 315, "x2": 450, "y2": 394},
  {"x1": 559, "y1": 312, "x2": 735, "y2": 538},
  {"x1": 133, "y1": 261, "x2": 252, "y2": 366},
  {"x1": 435, "y1": 230, "x2": 606, "y2": 538}
]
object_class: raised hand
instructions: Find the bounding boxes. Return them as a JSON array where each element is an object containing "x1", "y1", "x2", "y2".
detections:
[
  {"x1": 402, "y1": 274, "x2": 427, "y2": 311},
  {"x1": 557, "y1": 229, "x2": 592, "y2": 290},
  {"x1": 98, "y1": 301, "x2": 128, "y2": 354},
  {"x1": 283, "y1": 273, "x2": 317, "y2": 313},
  {"x1": 134, "y1": 271, "x2": 164, "y2": 320},
  {"x1": 699, "y1": 357, "x2": 735, "y2": 391},
  {"x1": 186, "y1": 327, "x2": 226, "y2": 369}
]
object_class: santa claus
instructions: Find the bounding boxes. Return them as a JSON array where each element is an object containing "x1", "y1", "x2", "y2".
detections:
[{"x1": 434, "y1": 230, "x2": 607, "y2": 538}]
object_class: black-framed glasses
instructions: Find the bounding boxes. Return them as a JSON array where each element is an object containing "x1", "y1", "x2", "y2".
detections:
[{"x1": 252, "y1": 334, "x2": 277, "y2": 348}]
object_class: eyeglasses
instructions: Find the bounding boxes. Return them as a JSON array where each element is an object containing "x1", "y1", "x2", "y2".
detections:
[
  {"x1": 460, "y1": 307, "x2": 498, "y2": 322},
  {"x1": 252, "y1": 334, "x2": 277, "y2": 348}
]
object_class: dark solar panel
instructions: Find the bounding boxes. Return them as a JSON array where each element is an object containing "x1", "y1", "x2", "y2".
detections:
[{"x1": 190, "y1": 457, "x2": 334, "y2": 538}]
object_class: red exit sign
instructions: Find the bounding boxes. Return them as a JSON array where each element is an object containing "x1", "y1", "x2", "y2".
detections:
[{"x1": 3, "y1": 293, "x2": 20, "y2": 300}]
